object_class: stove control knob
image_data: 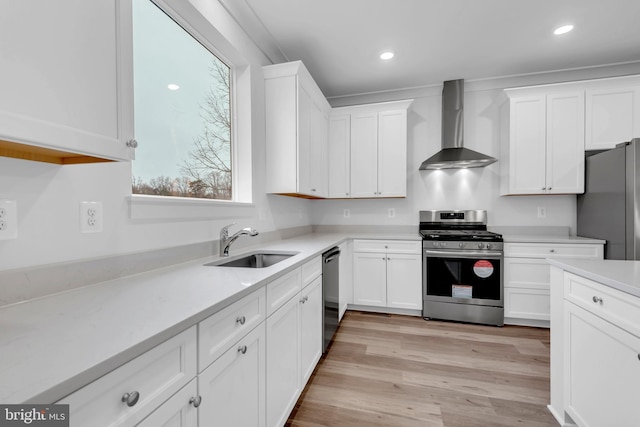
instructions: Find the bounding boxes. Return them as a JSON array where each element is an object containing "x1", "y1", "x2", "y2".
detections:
[
  {"x1": 440, "y1": 242, "x2": 446, "y2": 248},
  {"x1": 486, "y1": 243, "x2": 492, "y2": 249},
  {"x1": 478, "y1": 243, "x2": 483, "y2": 249},
  {"x1": 432, "y1": 242, "x2": 438, "y2": 247},
  {"x1": 459, "y1": 242, "x2": 464, "y2": 248}
]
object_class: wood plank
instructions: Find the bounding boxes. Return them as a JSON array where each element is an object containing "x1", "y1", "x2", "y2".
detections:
[{"x1": 286, "y1": 310, "x2": 556, "y2": 426}]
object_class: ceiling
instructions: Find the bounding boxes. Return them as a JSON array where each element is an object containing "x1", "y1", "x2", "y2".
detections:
[{"x1": 223, "y1": 0, "x2": 640, "y2": 99}]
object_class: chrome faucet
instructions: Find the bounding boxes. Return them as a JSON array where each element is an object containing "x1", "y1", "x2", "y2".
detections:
[{"x1": 219, "y1": 223, "x2": 259, "y2": 257}]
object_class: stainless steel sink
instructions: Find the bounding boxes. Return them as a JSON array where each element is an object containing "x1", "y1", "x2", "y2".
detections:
[{"x1": 204, "y1": 251, "x2": 299, "y2": 268}]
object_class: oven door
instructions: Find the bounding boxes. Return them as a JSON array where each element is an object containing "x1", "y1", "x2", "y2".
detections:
[{"x1": 423, "y1": 249, "x2": 503, "y2": 306}]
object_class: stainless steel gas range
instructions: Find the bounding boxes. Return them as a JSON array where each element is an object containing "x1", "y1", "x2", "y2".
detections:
[{"x1": 420, "y1": 210, "x2": 504, "y2": 326}]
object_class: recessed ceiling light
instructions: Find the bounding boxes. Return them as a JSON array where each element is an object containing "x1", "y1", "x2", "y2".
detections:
[
  {"x1": 554, "y1": 24, "x2": 574, "y2": 35},
  {"x1": 167, "y1": 83, "x2": 180, "y2": 91},
  {"x1": 380, "y1": 51, "x2": 395, "y2": 60}
]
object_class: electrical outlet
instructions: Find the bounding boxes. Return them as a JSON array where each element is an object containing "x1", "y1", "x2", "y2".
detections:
[
  {"x1": 343, "y1": 209, "x2": 350, "y2": 218},
  {"x1": 537, "y1": 207, "x2": 547, "y2": 218},
  {"x1": 0, "y1": 199, "x2": 17, "y2": 240},
  {"x1": 388, "y1": 208, "x2": 395, "y2": 218},
  {"x1": 80, "y1": 201, "x2": 103, "y2": 233}
]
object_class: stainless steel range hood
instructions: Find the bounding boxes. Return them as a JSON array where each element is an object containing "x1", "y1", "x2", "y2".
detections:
[{"x1": 419, "y1": 79, "x2": 497, "y2": 170}]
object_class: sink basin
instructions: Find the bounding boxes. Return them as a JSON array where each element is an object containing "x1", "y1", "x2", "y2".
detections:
[{"x1": 204, "y1": 251, "x2": 299, "y2": 268}]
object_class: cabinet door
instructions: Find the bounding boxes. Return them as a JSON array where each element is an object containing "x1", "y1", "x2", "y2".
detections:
[
  {"x1": 297, "y1": 84, "x2": 314, "y2": 196},
  {"x1": 377, "y1": 110, "x2": 407, "y2": 197},
  {"x1": 0, "y1": 0, "x2": 132, "y2": 162},
  {"x1": 386, "y1": 254, "x2": 422, "y2": 310},
  {"x1": 198, "y1": 324, "x2": 266, "y2": 427},
  {"x1": 586, "y1": 86, "x2": 640, "y2": 150},
  {"x1": 506, "y1": 96, "x2": 547, "y2": 194},
  {"x1": 299, "y1": 277, "x2": 323, "y2": 384},
  {"x1": 564, "y1": 303, "x2": 640, "y2": 427},
  {"x1": 350, "y1": 113, "x2": 379, "y2": 198},
  {"x1": 137, "y1": 379, "x2": 198, "y2": 427},
  {"x1": 353, "y1": 252, "x2": 387, "y2": 307},
  {"x1": 338, "y1": 241, "x2": 352, "y2": 321},
  {"x1": 309, "y1": 102, "x2": 328, "y2": 197},
  {"x1": 328, "y1": 114, "x2": 351, "y2": 198},
  {"x1": 546, "y1": 92, "x2": 585, "y2": 194},
  {"x1": 266, "y1": 295, "x2": 300, "y2": 427}
]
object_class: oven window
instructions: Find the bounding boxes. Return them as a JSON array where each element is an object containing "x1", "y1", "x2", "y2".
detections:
[{"x1": 426, "y1": 257, "x2": 501, "y2": 300}]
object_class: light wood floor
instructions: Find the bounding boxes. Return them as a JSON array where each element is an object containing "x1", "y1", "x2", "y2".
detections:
[{"x1": 286, "y1": 310, "x2": 557, "y2": 427}]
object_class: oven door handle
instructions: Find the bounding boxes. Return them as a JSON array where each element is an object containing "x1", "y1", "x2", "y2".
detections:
[{"x1": 424, "y1": 249, "x2": 503, "y2": 258}]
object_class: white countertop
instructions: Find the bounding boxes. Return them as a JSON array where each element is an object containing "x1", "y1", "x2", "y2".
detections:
[
  {"x1": 548, "y1": 258, "x2": 640, "y2": 298},
  {"x1": 0, "y1": 232, "x2": 419, "y2": 404}
]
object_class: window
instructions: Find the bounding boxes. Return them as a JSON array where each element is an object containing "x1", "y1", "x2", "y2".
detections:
[{"x1": 131, "y1": 0, "x2": 233, "y2": 200}]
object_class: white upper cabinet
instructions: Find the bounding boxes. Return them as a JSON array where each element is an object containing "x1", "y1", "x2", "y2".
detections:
[
  {"x1": 328, "y1": 114, "x2": 351, "y2": 198},
  {"x1": 0, "y1": 0, "x2": 134, "y2": 164},
  {"x1": 500, "y1": 89, "x2": 584, "y2": 195},
  {"x1": 330, "y1": 100, "x2": 413, "y2": 199},
  {"x1": 585, "y1": 79, "x2": 640, "y2": 150},
  {"x1": 264, "y1": 61, "x2": 331, "y2": 198}
]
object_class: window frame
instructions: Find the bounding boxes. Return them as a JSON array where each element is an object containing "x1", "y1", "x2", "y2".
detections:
[{"x1": 126, "y1": 0, "x2": 254, "y2": 219}]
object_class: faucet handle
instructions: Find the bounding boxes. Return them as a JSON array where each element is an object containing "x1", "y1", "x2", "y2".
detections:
[{"x1": 220, "y1": 223, "x2": 236, "y2": 238}]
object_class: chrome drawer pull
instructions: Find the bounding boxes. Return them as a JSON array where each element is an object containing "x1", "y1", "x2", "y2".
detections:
[
  {"x1": 121, "y1": 391, "x2": 140, "y2": 407},
  {"x1": 592, "y1": 296, "x2": 603, "y2": 304},
  {"x1": 236, "y1": 315, "x2": 246, "y2": 325},
  {"x1": 238, "y1": 345, "x2": 248, "y2": 354},
  {"x1": 189, "y1": 396, "x2": 202, "y2": 408}
]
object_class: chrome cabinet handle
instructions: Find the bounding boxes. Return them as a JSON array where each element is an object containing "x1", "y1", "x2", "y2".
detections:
[
  {"x1": 189, "y1": 396, "x2": 202, "y2": 408},
  {"x1": 592, "y1": 296, "x2": 603, "y2": 304},
  {"x1": 236, "y1": 315, "x2": 246, "y2": 325},
  {"x1": 126, "y1": 139, "x2": 138, "y2": 148},
  {"x1": 550, "y1": 249, "x2": 555, "y2": 253},
  {"x1": 121, "y1": 391, "x2": 140, "y2": 407},
  {"x1": 300, "y1": 296, "x2": 309, "y2": 304},
  {"x1": 238, "y1": 345, "x2": 248, "y2": 354},
  {"x1": 542, "y1": 187, "x2": 546, "y2": 191}
]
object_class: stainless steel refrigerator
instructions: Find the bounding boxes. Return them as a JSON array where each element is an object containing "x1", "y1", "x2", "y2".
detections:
[{"x1": 577, "y1": 137, "x2": 640, "y2": 259}]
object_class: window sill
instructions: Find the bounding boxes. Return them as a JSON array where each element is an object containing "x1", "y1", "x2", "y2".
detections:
[{"x1": 128, "y1": 194, "x2": 255, "y2": 221}]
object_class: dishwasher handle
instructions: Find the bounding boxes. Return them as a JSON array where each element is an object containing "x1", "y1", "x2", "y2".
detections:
[
  {"x1": 324, "y1": 255, "x2": 339, "y2": 263},
  {"x1": 322, "y1": 247, "x2": 341, "y2": 263}
]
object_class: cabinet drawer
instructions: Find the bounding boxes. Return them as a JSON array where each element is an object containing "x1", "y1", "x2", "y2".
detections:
[
  {"x1": 564, "y1": 272, "x2": 640, "y2": 338},
  {"x1": 504, "y1": 258, "x2": 550, "y2": 290},
  {"x1": 505, "y1": 243, "x2": 603, "y2": 259},
  {"x1": 353, "y1": 239, "x2": 421, "y2": 254},
  {"x1": 301, "y1": 256, "x2": 322, "y2": 286},
  {"x1": 505, "y1": 287, "x2": 550, "y2": 320},
  {"x1": 59, "y1": 326, "x2": 197, "y2": 427},
  {"x1": 266, "y1": 268, "x2": 302, "y2": 316},
  {"x1": 198, "y1": 288, "x2": 266, "y2": 371}
]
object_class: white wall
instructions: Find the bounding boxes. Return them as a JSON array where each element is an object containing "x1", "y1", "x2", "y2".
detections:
[
  {"x1": 2, "y1": 1, "x2": 640, "y2": 272},
  {"x1": 0, "y1": 1, "x2": 311, "y2": 271},
  {"x1": 313, "y1": 67, "x2": 640, "y2": 231}
]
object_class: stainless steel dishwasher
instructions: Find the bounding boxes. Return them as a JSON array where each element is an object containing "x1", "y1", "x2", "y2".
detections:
[{"x1": 322, "y1": 247, "x2": 340, "y2": 353}]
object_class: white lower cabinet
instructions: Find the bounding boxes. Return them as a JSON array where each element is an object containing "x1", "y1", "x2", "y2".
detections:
[
  {"x1": 352, "y1": 240, "x2": 422, "y2": 313},
  {"x1": 266, "y1": 260, "x2": 323, "y2": 427},
  {"x1": 266, "y1": 293, "x2": 301, "y2": 427},
  {"x1": 299, "y1": 277, "x2": 323, "y2": 384},
  {"x1": 564, "y1": 302, "x2": 640, "y2": 427},
  {"x1": 59, "y1": 260, "x2": 325, "y2": 427},
  {"x1": 504, "y1": 242, "x2": 603, "y2": 326},
  {"x1": 199, "y1": 323, "x2": 266, "y2": 427}
]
